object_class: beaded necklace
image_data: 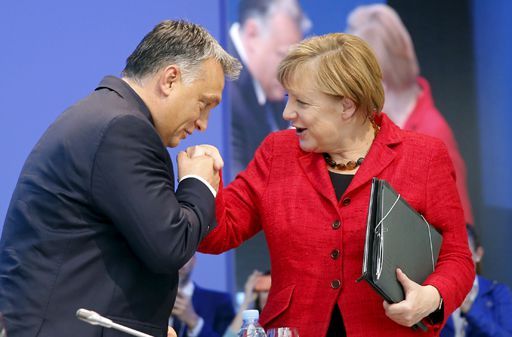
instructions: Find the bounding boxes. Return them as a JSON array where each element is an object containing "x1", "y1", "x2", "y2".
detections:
[{"x1": 323, "y1": 120, "x2": 379, "y2": 171}]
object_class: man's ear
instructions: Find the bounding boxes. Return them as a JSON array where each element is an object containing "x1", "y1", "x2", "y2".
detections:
[
  {"x1": 241, "y1": 19, "x2": 261, "y2": 54},
  {"x1": 340, "y1": 97, "x2": 357, "y2": 119},
  {"x1": 158, "y1": 64, "x2": 181, "y2": 96}
]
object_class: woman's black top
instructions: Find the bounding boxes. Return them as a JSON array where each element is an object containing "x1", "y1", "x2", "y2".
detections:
[
  {"x1": 328, "y1": 171, "x2": 353, "y2": 201},
  {"x1": 325, "y1": 171, "x2": 354, "y2": 337}
]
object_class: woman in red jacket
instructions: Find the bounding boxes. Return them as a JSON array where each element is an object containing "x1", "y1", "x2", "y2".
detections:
[
  {"x1": 197, "y1": 33, "x2": 474, "y2": 337},
  {"x1": 346, "y1": 3, "x2": 474, "y2": 226}
]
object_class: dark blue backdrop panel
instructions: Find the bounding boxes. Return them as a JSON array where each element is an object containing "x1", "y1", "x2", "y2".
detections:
[
  {"x1": 473, "y1": 0, "x2": 512, "y2": 287},
  {"x1": 473, "y1": 0, "x2": 512, "y2": 210}
]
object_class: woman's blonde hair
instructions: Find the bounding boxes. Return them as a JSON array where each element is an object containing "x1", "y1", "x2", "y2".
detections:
[{"x1": 277, "y1": 33, "x2": 384, "y2": 119}]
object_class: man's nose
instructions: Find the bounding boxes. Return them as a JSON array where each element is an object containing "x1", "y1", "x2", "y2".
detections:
[{"x1": 195, "y1": 118, "x2": 207, "y2": 131}]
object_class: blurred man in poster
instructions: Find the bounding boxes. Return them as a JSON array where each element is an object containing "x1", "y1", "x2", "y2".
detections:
[{"x1": 228, "y1": 0, "x2": 310, "y2": 177}]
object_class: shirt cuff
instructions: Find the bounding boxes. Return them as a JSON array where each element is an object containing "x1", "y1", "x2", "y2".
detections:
[
  {"x1": 187, "y1": 317, "x2": 204, "y2": 337},
  {"x1": 179, "y1": 175, "x2": 217, "y2": 197}
]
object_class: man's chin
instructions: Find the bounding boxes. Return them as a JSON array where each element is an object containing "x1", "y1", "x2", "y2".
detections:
[{"x1": 167, "y1": 137, "x2": 181, "y2": 148}]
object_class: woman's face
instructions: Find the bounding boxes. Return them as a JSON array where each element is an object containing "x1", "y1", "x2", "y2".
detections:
[{"x1": 282, "y1": 71, "x2": 347, "y2": 153}]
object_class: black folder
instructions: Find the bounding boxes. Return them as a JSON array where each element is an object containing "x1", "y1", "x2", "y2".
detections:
[{"x1": 358, "y1": 178, "x2": 442, "y2": 329}]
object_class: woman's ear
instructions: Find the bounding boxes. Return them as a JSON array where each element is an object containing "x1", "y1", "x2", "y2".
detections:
[{"x1": 340, "y1": 97, "x2": 357, "y2": 119}]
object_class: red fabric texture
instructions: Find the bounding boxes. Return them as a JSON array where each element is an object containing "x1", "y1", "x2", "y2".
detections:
[
  {"x1": 403, "y1": 77, "x2": 473, "y2": 225},
  {"x1": 199, "y1": 113, "x2": 474, "y2": 337}
]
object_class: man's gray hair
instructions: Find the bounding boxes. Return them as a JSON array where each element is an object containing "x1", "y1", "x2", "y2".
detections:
[
  {"x1": 239, "y1": 0, "x2": 311, "y2": 35},
  {"x1": 123, "y1": 20, "x2": 241, "y2": 84}
]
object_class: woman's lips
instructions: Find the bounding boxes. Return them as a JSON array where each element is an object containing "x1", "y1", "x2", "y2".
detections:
[{"x1": 295, "y1": 127, "x2": 306, "y2": 134}]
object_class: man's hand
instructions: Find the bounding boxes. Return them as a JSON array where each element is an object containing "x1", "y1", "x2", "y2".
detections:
[
  {"x1": 167, "y1": 326, "x2": 177, "y2": 337},
  {"x1": 383, "y1": 268, "x2": 441, "y2": 327},
  {"x1": 177, "y1": 151, "x2": 220, "y2": 191},
  {"x1": 186, "y1": 145, "x2": 224, "y2": 171},
  {"x1": 171, "y1": 290, "x2": 200, "y2": 329}
]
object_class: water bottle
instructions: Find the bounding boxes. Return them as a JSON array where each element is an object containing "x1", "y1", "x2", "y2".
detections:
[{"x1": 238, "y1": 310, "x2": 266, "y2": 337}]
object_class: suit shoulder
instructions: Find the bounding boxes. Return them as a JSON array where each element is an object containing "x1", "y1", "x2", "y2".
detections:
[
  {"x1": 93, "y1": 114, "x2": 164, "y2": 164},
  {"x1": 56, "y1": 87, "x2": 154, "y2": 137}
]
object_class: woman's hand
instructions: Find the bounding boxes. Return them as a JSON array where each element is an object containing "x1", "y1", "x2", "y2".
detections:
[{"x1": 383, "y1": 268, "x2": 441, "y2": 327}]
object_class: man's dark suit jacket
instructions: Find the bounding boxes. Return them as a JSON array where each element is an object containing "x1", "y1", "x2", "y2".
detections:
[
  {"x1": 0, "y1": 76, "x2": 216, "y2": 337},
  {"x1": 173, "y1": 284, "x2": 234, "y2": 337},
  {"x1": 228, "y1": 37, "x2": 288, "y2": 178}
]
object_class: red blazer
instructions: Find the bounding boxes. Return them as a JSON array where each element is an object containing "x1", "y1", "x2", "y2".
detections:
[{"x1": 199, "y1": 114, "x2": 474, "y2": 337}]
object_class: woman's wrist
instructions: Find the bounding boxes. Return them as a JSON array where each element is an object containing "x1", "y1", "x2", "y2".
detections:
[{"x1": 425, "y1": 285, "x2": 442, "y2": 313}]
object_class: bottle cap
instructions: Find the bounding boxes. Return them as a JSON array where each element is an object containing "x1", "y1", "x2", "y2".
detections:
[{"x1": 242, "y1": 309, "x2": 259, "y2": 321}]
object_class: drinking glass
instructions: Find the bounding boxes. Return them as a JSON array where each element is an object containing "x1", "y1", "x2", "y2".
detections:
[{"x1": 266, "y1": 327, "x2": 298, "y2": 337}]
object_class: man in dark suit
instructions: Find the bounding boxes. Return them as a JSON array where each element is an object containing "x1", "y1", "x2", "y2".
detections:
[
  {"x1": 228, "y1": 0, "x2": 309, "y2": 178},
  {"x1": 169, "y1": 255, "x2": 234, "y2": 337},
  {"x1": 0, "y1": 20, "x2": 241, "y2": 337}
]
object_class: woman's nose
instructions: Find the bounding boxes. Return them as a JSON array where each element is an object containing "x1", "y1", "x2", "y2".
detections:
[{"x1": 282, "y1": 103, "x2": 296, "y2": 121}]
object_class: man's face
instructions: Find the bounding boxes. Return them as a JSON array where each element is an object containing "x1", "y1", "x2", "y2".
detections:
[
  {"x1": 157, "y1": 58, "x2": 224, "y2": 148},
  {"x1": 246, "y1": 12, "x2": 302, "y2": 102}
]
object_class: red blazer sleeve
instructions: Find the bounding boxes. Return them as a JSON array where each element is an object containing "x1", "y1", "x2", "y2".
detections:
[
  {"x1": 422, "y1": 140, "x2": 475, "y2": 327},
  {"x1": 198, "y1": 134, "x2": 275, "y2": 254}
]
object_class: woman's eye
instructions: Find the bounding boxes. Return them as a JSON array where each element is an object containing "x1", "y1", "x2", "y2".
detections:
[{"x1": 297, "y1": 99, "x2": 308, "y2": 106}]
